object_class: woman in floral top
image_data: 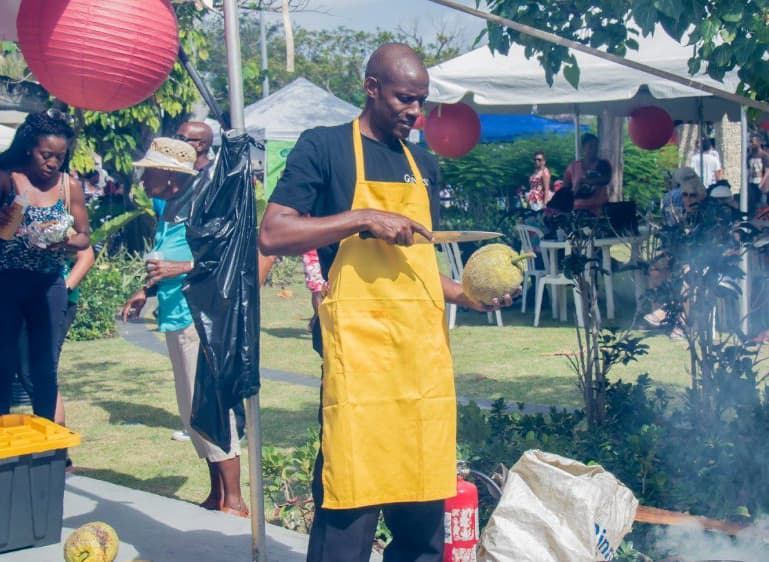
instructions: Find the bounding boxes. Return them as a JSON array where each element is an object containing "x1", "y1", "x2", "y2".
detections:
[{"x1": 0, "y1": 110, "x2": 90, "y2": 420}]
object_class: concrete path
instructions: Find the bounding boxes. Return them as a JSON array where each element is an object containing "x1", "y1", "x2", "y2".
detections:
[
  {"x1": 117, "y1": 317, "x2": 322, "y2": 391},
  {"x1": 117, "y1": 316, "x2": 561, "y2": 415},
  {"x1": 2, "y1": 475, "x2": 382, "y2": 562}
]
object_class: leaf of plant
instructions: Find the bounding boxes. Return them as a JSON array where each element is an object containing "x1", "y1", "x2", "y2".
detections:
[
  {"x1": 90, "y1": 210, "x2": 144, "y2": 246},
  {"x1": 631, "y1": 0, "x2": 658, "y2": 34},
  {"x1": 563, "y1": 63, "x2": 581, "y2": 89}
]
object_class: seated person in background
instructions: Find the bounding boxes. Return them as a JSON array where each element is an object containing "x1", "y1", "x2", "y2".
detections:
[
  {"x1": 562, "y1": 133, "x2": 612, "y2": 216},
  {"x1": 644, "y1": 171, "x2": 738, "y2": 339},
  {"x1": 643, "y1": 170, "x2": 707, "y2": 337},
  {"x1": 662, "y1": 169, "x2": 684, "y2": 226}
]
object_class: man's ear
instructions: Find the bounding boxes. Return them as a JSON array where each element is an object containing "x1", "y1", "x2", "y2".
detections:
[{"x1": 363, "y1": 76, "x2": 379, "y2": 100}]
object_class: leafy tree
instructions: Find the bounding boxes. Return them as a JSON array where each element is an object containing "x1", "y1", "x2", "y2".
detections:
[
  {"x1": 199, "y1": 18, "x2": 465, "y2": 108},
  {"x1": 481, "y1": 0, "x2": 769, "y2": 102},
  {"x1": 623, "y1": 139, "x2": 678, "y2": 214}
]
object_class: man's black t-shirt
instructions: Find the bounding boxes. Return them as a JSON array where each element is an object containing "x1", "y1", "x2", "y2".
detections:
[{"x1": 269, "y1": 122, "x2": 442, "y2": 278}]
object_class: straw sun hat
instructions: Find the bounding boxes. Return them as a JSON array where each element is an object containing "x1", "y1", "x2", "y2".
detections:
[{"x1": 133, "y1": 137, "x2": 198, "y2": 175}]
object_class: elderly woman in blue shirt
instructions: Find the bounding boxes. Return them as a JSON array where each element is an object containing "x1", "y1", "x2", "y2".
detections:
[{"x1": 121, "y1": 137, "x2": 247, "y2": 517}]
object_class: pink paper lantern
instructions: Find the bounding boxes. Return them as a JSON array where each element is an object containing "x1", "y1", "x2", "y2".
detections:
[
  {"x1": 17, "y1": 0, "x2": 179, "y2": 112},
  {"x1": 628, "y1": 106, "x2": 674, "y2": 150},
  {"x1": 424, "y1": 103, "x2": 481, "y2": 158}
]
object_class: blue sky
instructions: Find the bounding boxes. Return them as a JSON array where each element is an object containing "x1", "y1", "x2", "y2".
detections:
[{"x1": 290, "y1": 0, "x2": 486, "y2": 43}]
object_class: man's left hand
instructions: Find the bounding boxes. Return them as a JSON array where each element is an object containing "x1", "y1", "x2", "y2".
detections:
[
  {"x1": 441, "y1": 275, "x2": 522, "y2": 312},
  {"x1": 463, "y1": 287, "x2": 522, "y2": 313},
  {"x1": 145, "y1": 259, "x2": 192, "y2": 286}
]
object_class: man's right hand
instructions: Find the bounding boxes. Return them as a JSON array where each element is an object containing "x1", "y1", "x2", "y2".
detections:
[
  {"x1": 360, "y1": 209, "x2": 433, "y2": 246},
  {"x1": 122, "y1": 288, "x2": 147, "y2": 322}
]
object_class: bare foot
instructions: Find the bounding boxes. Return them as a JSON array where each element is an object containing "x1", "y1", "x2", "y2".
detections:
[{"x1": 221, "y1": 497, "x2": 249, "y2": 517}]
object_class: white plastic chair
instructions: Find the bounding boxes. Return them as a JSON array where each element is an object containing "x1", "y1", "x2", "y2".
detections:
[
  {"x1": 515, "y1": 224, "x2": 548, "y2": 313},
  {"x1": 533, "y1": 240, "x2": 586, "y2": 328},
  {"x1": 440, "y1": 242, "x2": 503, "y2": 328}
]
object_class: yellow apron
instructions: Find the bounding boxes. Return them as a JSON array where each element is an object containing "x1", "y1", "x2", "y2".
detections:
[{"x1": 317, "y1": 119, "x2": 457, "y2": 509}]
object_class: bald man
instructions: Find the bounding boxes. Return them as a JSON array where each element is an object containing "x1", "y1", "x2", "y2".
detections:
[
  {"x1": 175, "y1": 121, "x2": 214, "y2": 171},
  {"x1": 260, "y1": 43, "x2": 512, "y2": 561}
]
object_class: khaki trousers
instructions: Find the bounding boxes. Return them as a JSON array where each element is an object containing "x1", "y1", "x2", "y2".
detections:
[{"x1": 165, "y1": 324, "x2": 240, "y2": 462}]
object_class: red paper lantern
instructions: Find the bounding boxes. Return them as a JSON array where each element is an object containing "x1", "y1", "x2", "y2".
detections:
[
  {"x1": 17, "y1": 0, "x2": 179, "y2": 112},
  {"x1": 667, "y1": 130, "x2": 678, "y2": 146},
  {"x1": 424, "y1": 103, "x2": 481, "y2": 158},
  {"x1": 628, "y1": 106, "x2": 674, "y2": 150}
]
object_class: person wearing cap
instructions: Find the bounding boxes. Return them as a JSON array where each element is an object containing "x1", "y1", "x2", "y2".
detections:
[
  {"x1": 708, "y1": 179, "x2": 739, "y2": 212},
  {"x1": 121, "y1": 137, "x2": 248, "y2": 518}
]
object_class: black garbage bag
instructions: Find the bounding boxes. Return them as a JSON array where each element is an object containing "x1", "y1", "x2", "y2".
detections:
[{"x1": 183, "y1": 131, "x2": 260, "y2": 452}]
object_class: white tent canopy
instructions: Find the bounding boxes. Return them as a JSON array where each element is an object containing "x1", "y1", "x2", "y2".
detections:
[
  {"x1": 427, "y1": 28, "x2": 742, "y2": 121},
  {"x1": 0, "y1": 124, "x2": 16, "y2": 150},
  {"x1": 206, "y1": 77, "x2": 360, "y2": 146},
  {"x1": 244, "y1": 77, "x2": 360, "y2": 141}
]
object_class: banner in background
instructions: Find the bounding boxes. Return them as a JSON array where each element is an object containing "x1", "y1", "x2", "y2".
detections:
[{"x1": 265, "y1": 140, "x2": 296, "y2": 199}]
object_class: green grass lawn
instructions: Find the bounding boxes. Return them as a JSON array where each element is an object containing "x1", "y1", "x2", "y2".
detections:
[
  {"x1": 260, "y1": 277, "x2": 693, "y2": 408},
  {"x1": 17, "y1": 269, "x2": 693, "y2": 509}
]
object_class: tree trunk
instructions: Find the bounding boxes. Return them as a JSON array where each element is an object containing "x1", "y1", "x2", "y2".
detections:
[{"x1": 598, "y1": 110, "x2": 625, "y2": 202}]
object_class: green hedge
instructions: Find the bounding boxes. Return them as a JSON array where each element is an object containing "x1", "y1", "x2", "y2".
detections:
[{"x1": 68, "y1": 251, "x2": 146, "y2": 341}]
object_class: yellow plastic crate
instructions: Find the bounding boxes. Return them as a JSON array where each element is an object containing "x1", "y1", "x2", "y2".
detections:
[{"x1": 0, "y1": 414, "x2": 80, "y2": 460}]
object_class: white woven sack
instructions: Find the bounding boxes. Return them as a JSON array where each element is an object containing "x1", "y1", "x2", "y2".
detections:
[{"x1": 478, "y1": 450, "x2": 638, "y2": 562}]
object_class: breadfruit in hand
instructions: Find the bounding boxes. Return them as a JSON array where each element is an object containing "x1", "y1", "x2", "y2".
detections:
[
  {"x1": 461, "y1": 244, "x2": 533, "y2": 305},
  {"x1": 63, "y1": 521, "x2": 119, "y2": 562}
]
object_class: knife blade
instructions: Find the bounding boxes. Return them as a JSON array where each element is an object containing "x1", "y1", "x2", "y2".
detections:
[{"x1": 359, "y1": 230, "x2": 503, "y2": 244}]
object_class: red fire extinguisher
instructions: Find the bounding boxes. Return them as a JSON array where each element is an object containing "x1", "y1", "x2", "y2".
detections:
[{"x1": 444, "y1": 468, "x2": 479, "y2": 562}]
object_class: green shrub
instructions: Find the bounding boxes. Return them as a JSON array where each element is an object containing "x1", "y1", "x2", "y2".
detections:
[
  {"x1": 68, "y1": 250, "x2": 145, "y2": 341},
  {"x1": 265, "y1": 255, "x2": 303, "y2": 289}
]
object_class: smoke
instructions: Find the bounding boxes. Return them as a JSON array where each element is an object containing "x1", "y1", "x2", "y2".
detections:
[{"x1": 652, "y1": 522, "x2": 769, "y2": 561}]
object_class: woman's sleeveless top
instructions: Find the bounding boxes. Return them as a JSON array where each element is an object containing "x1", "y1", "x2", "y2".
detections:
[{"x1": 0, "y1": 174, "x2": 70, "y2": 275}]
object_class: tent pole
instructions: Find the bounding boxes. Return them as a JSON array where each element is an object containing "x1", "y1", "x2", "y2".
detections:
[
  {"x1": 573, "y1": 109, "x2": 580, "y2": 160},
  {"x1": 697, "y1": 99, "x2": 705, "y2": 180},
  {"x1": 224, "y1": 0, "x2": 245, "y2": 130},
  {"x1": 260, "y1": 8, "x2": 270, "y2": 98},
  {"x1": 223, "y1": 1, "x2": 267, "y2": 561},
  {"x1": 740, "y1": 106, "x2": 750, "y2": 335}
]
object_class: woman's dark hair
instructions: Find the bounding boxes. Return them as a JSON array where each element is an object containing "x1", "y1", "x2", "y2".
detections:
[
  {"x1": 534, "y1": 150, "x2": 545, "y2": 159},
  {"x1": 0, "y1": 110, "x2": 76, "y2": 171},
  {"x1": 581, "y1": 132, "x2": 599, "y2": 146}
]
